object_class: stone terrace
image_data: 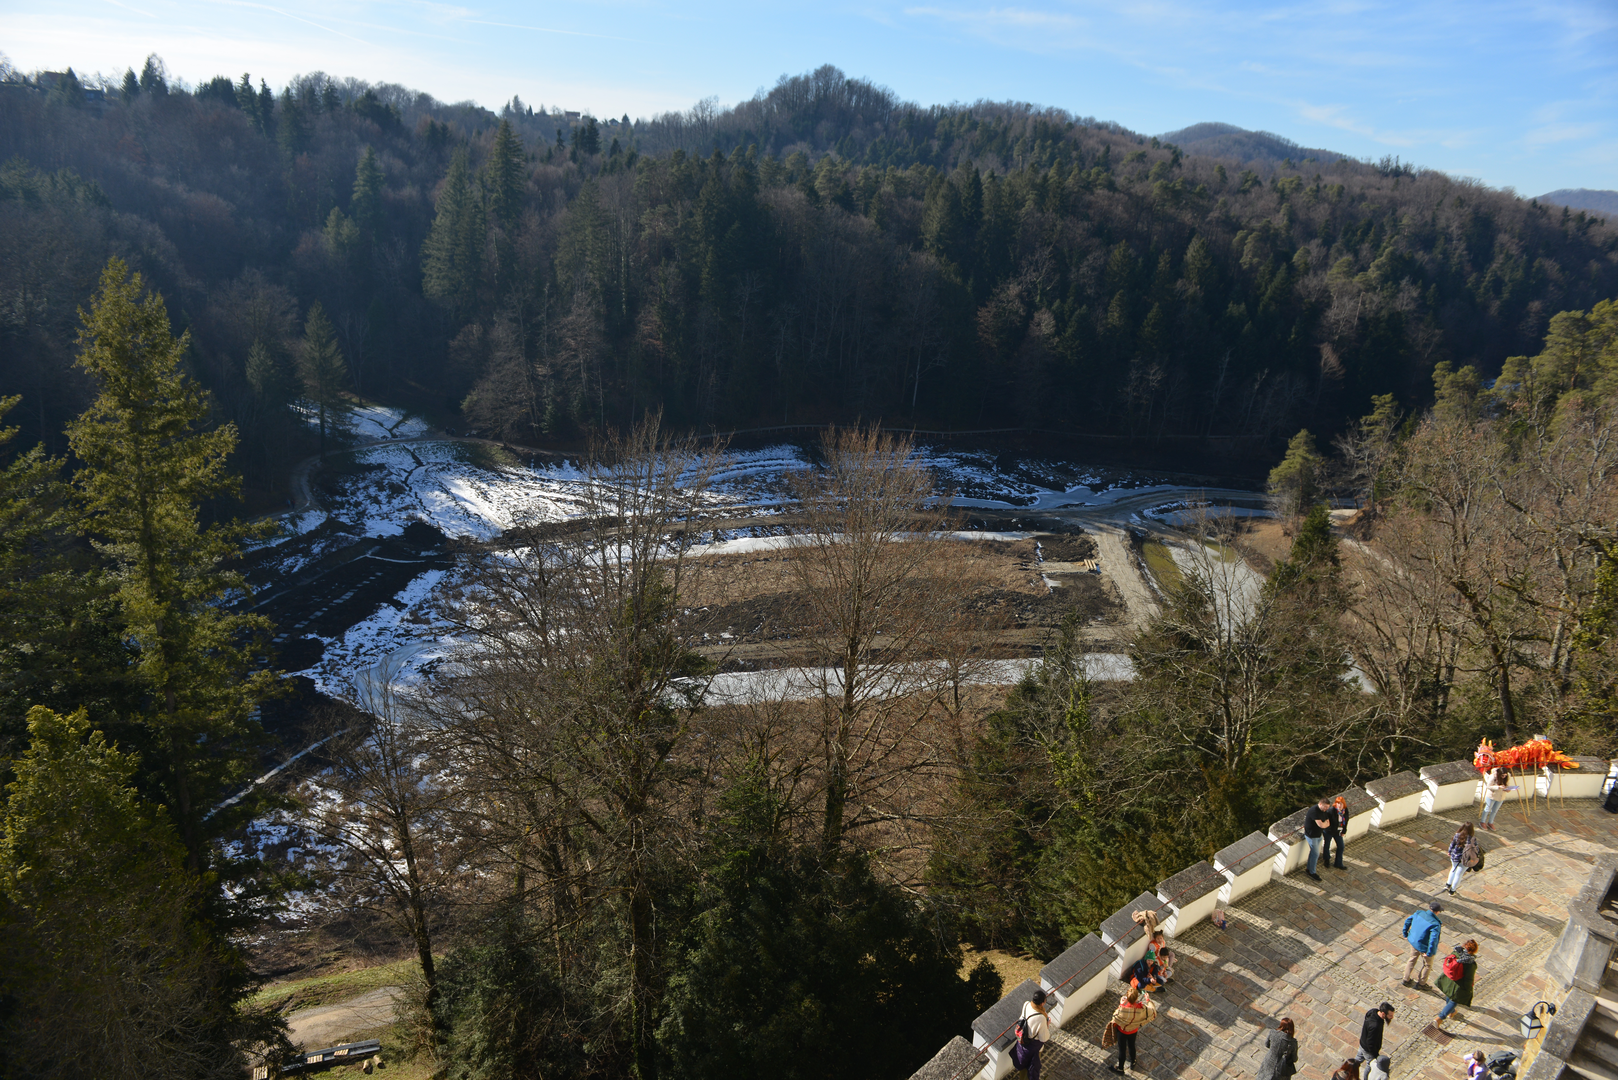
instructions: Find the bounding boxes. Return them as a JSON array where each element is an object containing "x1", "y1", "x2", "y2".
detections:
[{"x1": 1025, "y1": 800, "x2": 1616, "y2": 1080}]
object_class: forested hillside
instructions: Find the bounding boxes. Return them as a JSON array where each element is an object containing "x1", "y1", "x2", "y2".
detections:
[{"x1": 3, "y1": 60, "x2": 1616, "y2": 499}]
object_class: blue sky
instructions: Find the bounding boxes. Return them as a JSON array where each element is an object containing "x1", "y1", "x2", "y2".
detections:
[{"x1": 3, "y1": 0, "x2": 1614, "y2": 196}]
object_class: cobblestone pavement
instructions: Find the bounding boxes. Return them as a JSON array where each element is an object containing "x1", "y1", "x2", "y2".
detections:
[{"x1": 1034, "y1": 800, "x2": 1615, "y2": 1080}]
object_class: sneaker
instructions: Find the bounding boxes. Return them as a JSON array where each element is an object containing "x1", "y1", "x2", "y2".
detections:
[
  {"x1": 1307, "y1": 872, "x2": 1323, "y2": 881},
  {"x1": 1109, "y1": 1066, "x2": 1125, "y2": 1075},
  {"x1": 1446, "y1": 886, "x2": 1454, "y2": 895},
  {"x1": 1334, "y1": 863, "x2": 1346, "y2": 869},
  {"x1": 1401, "y1": 978, "x2": 1413, "y2": 987}
]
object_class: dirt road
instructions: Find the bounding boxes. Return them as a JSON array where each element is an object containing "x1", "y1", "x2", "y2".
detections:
[
  {"x1": 287, "y1": 986, "x2": 402, "y2": 1049},
  {"x1": 1085, "y1": 524, "x2": 1159, "y2": 634}
]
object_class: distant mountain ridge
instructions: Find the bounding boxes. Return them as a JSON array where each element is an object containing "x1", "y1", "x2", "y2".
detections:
[
  {"x1": 1156, "y1": 122, "x2": 1346, "y2": 166},
  {"x1": 1536, "y1": 189, "x2": 1618, "y2": 218}
]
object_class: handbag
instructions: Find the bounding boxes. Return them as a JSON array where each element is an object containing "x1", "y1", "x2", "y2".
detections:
[
  {"x1": 1469, "y1": 850, "x2": 1485, "y2": 872},
  {"x1": 1101, "y1": 1020, "x2": 1118, "y2": 1049},
  {"x1": 1010, "y1": 1041, "x2": 1032, "y2": 1069}
]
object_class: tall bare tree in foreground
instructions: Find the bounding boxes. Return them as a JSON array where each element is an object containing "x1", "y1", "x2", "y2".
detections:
[
  {"x1": 433, "y1": 413, "x2": 720, "y2": 1080},
  {"x1": 309, "y1": 664, "x2": 474, "y2": 1026},
  {"x1": 787, "y1": 425, "x2": 985, "y2": 861}
]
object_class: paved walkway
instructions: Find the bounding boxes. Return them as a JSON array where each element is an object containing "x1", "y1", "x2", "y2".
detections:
[{"x1": 1038, "y1": 800, "x2": 1615, "y2": 1080}]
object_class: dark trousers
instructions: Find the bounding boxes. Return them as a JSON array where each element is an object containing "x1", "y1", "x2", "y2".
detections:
[
  {"x1": 1326, "y1": 832, "x2": 1345, "y2": 867},
  {"x1": 1025, "y1": 1041, "x2": 1042, "y2": 1080},
  {"x1": 1117, "y1": 1031, "x2": 1138, "y2": 1068}
]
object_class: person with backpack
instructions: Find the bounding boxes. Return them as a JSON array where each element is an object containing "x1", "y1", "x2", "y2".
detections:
[
  {"x1": 1107, "y1": 985, "x2": 1157, "y2": 1074},
  {"x1": 1013, "y1": 988, "x2": 1051, "y2": 1079},
  {"x1": 1402, "y1": 901, "x2": 1444, "y2": 987},
  {"x1": 1331, "y1": 1059, "x2": 1363, "y2": 1080},
  {"x1": 1434, "y1": 939, "x2": 1479, "y2": 1027},
  {"x1": 1479, "y1": 768, "x2": 1517, "y2": 830},
  {"x1": 1256, "y1": 1018, "x2": 1298, "y2": 1080},
  {"x1": 1446, "y1": 823, "x2": 1478, "y2": 894},
  {"x1": 1366, "y1": 1055, "x2": 1392, "y2": 1080}
]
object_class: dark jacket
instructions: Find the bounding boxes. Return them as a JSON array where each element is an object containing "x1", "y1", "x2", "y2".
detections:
[
  {"x1": 1359, "y1": 1009, "x2": 1388, "y2": 1055},
  {"x1": 1303, "y1": 804, "x2": 1332, "y2": 838},
  {"x1": 1436, "y1": 950, "x2": 1477, "y2": 1006},
  {"x1": 1256, "y1": 1030, "x2": 1299, "y2": 1080}
]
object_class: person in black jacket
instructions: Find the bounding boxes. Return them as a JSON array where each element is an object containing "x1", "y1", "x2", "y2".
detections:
[
  {"x1": 1303, "y1": 797, "x2": 1333, "y2": 881},
  {"x1": 1357, "y1": 1003, "x2": 1394, "y2": 1061}
]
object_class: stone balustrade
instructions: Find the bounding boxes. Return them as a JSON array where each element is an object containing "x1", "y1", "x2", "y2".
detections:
[
  {"x1": 920, "y1": 751, "x2": 1618, "y2": 1080},
  {"x1": 1419, "y1": 760, "x2": 1481, "y2": 812},
  {"x1": 1155, "y1": 861, "x2": 1226, "y2": 938},
  {"x1": 1039, "y1": 933, "x2": 1116, "y2": 1032},
  {"x1": 1214, "y1": 831, "x2": 1278, "y2": 907},
  {"x1": 1364, "y1": 771, "x2": 1424, "y2": 827}
]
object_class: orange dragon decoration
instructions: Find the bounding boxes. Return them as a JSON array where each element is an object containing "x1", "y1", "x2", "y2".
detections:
[{"x1": 1473, "y1": 737, "x2": 1578, "y2": 774}]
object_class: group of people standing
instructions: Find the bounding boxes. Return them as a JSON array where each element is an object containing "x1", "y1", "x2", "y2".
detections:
[
  {"x1": 1009, "y1": 788, "x2": 1502, "y2": 1080},
  {"x1": 1302, "y1": 795, "x2": 1351, "y2": 880}
]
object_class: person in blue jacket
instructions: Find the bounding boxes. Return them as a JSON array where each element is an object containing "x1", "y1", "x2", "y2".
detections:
[{"x1": 1401, "y1": 900, "x2": 1444, "y2": 988}]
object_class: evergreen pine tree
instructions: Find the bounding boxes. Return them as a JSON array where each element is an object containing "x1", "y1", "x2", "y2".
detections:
[
  {"x1": 120, "y1": 68, "x2": 139, "y2": 100},
  {"x1": 257, "y1": 79, "x2": 276, "y2": 136},
  {"x1": 298, "y1": 303, "x2": 350, "y2": 453},
  {"x1": 421, "y1": 148, "x2": 485, "y2": 318},
  {"x1": 483, "y1": 120, "x2": 526, "y2": 231},
  {"x1": 0, "y1": 706, "x2": 259, "y2": 1076},
  {"x1": 244, "y1": 339, "x2": 289, "y2": 404},
  {"x1": 1267, "y1": 429, "x2": 1324, "y2": 518},
  {"x1": 138, "y1": 54, "x2": 167, "y2": 96},
  {"x1": 235, "y1": 72, "x2": 259, "y2": 128},
  {"x1": 350, "y1": 145, "x2": 385, "y2": 240},
  {"x1": 66, "y1": 258, "x2": 277, "y2": 871}
]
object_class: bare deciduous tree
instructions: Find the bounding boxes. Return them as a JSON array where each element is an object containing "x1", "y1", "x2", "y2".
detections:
[
  {"x1": 785, "y1": 425, "x2": 986, "y2": 861},
  {"x1": 431, "y1": 413, "x2": 720, "y2": 1079}
]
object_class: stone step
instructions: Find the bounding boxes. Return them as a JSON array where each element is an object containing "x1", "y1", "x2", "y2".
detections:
[{"x1": 1567, "y1": 1051, "x2": 1618, "y2": 1080}]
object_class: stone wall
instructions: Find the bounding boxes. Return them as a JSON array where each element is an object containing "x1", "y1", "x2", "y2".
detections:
[{"x1": 915, "y1": 753, "x2": 1618, "y2": 1080}]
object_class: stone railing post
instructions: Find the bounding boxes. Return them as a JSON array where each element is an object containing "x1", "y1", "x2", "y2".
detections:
[
  {"x1": 1418, "y1": 761, "x2": 1480, "y2": 813},
  {"x1": 1365, "y1": 771, "x2": 1424, "y2": 827},
  {"x1": 1267, "y1": 808, "x2": 1310, "y2": 875},
  {"x1": 1540, "y1": 757, "x2": 1611, "y2": 801},
  {"x1": 906, "y1": 1036, "x2": 979, "y2": 1080},
  {"x1": 1039, "y1": 933, "x2": 1115, "y2": 1027},
  {"x1": 1155, "y1": 862, "x2": 1226, "y2": 938},
  {"x1": 1214, "y1": 831, "x2": 1276, "y2": 906}
]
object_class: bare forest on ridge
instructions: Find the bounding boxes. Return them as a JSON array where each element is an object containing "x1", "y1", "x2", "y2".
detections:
[{"x1": 3, "y1": 60, "x2": 1616, "y2": 499}]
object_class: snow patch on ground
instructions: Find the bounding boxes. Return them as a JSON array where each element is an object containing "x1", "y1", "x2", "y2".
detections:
[
  {"x1": 296, "y1": 569, "x2": 451, "y2": 697},
  {"x1": 293, "y1": 402, "x2": 431, "y2": 442},
  {"x1": 703, "y1": 654, "x2": 1134, "y2": 704}
]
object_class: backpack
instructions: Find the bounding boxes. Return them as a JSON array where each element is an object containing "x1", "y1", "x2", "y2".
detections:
[
  {"x1": 1603, "y1": 781, "x2": 1618, "y2": 814},
  {"x1": 1461, "y1": 837, "x2": 1481, "y2": 868},
  {"x1": 1442, "y1": 953, "x2": 1465, "y2": 981},
  {"x1": 1015, "y1": 1009, "x2": 1041, "y2": 1048}
]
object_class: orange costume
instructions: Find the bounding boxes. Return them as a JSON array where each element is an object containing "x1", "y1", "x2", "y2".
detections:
[{"x1": 1472, "y1": 738, "x2": 1577, "y2": 774}]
